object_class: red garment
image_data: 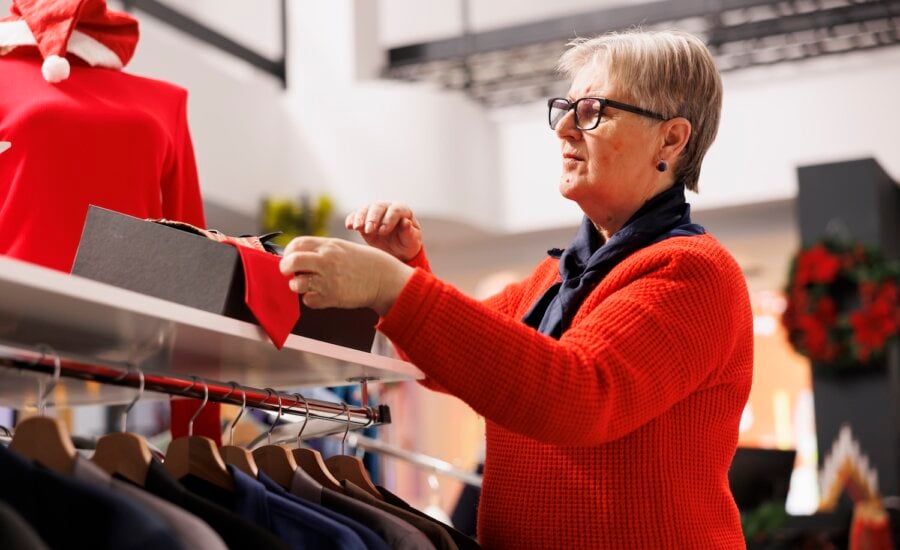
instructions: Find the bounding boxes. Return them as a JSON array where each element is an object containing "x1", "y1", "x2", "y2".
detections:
[
  {"x1": 379, "y1": 234, "x2": 753, "y2": 549},
  {"x1": 0, "y1": 49, "x2": 205, "y2": 271},
  {"x1": 223, "y1": 241, "x2": 299, "y2": 349}
]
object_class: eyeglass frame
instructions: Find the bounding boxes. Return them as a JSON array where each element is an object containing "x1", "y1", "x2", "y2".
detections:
[{"x1": 547, "y1": 97, "x2": 668, "y2": 131}]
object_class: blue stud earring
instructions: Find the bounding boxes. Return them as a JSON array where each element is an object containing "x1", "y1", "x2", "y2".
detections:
[{"x1": 656, "y1": 160, "x2": 668, "y2": 172}]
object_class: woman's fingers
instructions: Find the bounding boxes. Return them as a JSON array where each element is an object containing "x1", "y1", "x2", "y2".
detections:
[
  {"x1": 355, "y1": 208, "x2": 368, "y2": 231},
  {"x1": 346, "y1": 202, "x2": 414, "y2": 235},
  {"x1": 279, "y1": 249, "x2": 324, "y2": 277},
  {"x1": 396, "y1": 217, "x2": 420, "y2": 246},
  {"x1": 279, "y1": 236, "x2": 413, "y2": 314},
  {"x1": 344, "y1": 201, "x2": 422, "y2": 261},
  {"x1": 288, "y1": 273, "x2": 316, "y2": 294},
  {"x1": 379, "y1": 203, "x2": 413, "y2": 235},
  {"x1": 364, "y1": 203, "x2": 389, "y2": 235}
]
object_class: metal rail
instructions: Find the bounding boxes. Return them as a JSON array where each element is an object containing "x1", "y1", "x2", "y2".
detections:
[{"x1": 0, "y1": 342, "x2": 388, "y2": 431}]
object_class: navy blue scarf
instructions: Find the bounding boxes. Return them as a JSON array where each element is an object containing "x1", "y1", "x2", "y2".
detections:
[{"x1": 523, "y1": 183, "x2": 705, "y2": 339}]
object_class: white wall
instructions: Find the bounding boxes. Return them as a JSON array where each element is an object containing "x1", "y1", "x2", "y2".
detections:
[
  {"x1": 126, "y1": 14, "x2": 297, "y2": 217},
  {"x1": 701, "y1": 47, "x2": 900, "y2": 209},
  {"x1": 158, "y1": 0, "x2": 283, "y2": 60},
  {"x1": 491, "y1": 45, "x2": 900, "y2": 231},
  {"x1": 282, "y1": 0, "x2": 502, "y2": 228}
]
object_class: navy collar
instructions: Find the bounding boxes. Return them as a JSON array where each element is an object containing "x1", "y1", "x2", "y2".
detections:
[{"x1": 523, "y1": 183, "x2": 704, "y2": 338}]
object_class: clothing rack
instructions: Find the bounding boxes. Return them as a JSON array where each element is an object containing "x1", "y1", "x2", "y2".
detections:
[
  {"x1": 265, "y1": 429, "x2": 484, "y2": 487},
  {"x1": 0, "y1": 342, "x2": 387, "y2": 432},
  {"x1": 340, "y1": 433, "x2": 483, "y2": 487}
]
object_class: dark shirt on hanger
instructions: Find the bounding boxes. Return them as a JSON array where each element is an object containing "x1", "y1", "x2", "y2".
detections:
[
  {"x1": 0, "y1": 500, "x2": 49, "y2": 550},
  {"x1": 257, "y1": 471, "x2": 390, "y2": 550},
  {"x1": 293, "y1": 470, "x2": 435, "y2": 550},
  {"x1": 343, "y1": 480, "x2": 458, "y2": 550},
  {"x1": 0, "y1": 444, "x2": 183, "y2": 550},
  {"x1": 183, "y1": 464, "x2": 367, "y2": 550},
  {"x1": 377, "y1": 486, "x2": 481, "y2": 550},
  {"x1": 129, "y1": 459, "x2": 288, "y2": 550}
]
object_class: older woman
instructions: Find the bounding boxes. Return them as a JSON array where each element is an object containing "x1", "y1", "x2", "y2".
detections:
[{"x1": 281, "y1": 30, "x2": 752, "y2": 549}]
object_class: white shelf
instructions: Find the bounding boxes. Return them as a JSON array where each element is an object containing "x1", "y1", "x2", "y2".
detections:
[{"x1": 0, "y1": 256, "x2": 422, "y2": 409}]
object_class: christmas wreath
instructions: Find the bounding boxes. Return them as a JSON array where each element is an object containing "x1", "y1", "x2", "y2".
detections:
[{"x1": 782, "y1": 239, "x2": 899, "y2": 372}]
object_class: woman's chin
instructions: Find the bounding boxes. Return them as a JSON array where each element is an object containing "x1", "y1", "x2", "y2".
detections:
[{"x1": 558, "y1": 179, "x2": 580, "y2": 201}]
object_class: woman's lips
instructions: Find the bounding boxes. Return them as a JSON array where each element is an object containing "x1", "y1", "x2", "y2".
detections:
[{"x1": 563, "y1": 153, "x2": 583, "y2": 167}]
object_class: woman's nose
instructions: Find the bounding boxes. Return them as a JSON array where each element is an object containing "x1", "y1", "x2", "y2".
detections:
[{"x1": 554, "y1": 109, "x2": 581, "y2": 140}]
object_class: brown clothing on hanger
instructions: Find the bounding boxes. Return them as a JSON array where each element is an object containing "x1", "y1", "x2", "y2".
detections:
[{"x1": 342, "y1": 480, "x2": 458, "y2": 550}]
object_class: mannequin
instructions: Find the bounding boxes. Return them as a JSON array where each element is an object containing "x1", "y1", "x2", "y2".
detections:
[
  {"x1": 0, "y1": 0, "x2": 217, "y2": 442},
  {"x1": 0, "y1": 0, "x2": 206, "y2": 272}
]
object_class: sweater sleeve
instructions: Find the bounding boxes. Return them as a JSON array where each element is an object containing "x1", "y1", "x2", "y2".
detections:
[
  {"x1": 161, "y1": 91, "x2": 206, "y2": 228},
  {"x1": 395, "y1": 247, "x2": 537, "y2": 394},
  {"x1": 378, "y1": 244, "x2": 746, "y2": 446}
]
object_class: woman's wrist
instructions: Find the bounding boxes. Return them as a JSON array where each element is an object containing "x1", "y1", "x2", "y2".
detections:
[{"x1": 373, "y1": 262, "x2": 415, "y2": 316}]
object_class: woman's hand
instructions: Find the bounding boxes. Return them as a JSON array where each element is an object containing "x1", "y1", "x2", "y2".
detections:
[
  {"x1": 279, "y1": 236, "x2": 414, "y2": 316},
  {"x1": 345, "y1": 202, "x2": 423, "y2": 262}
]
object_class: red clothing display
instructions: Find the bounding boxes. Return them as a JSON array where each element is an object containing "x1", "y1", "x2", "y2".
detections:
[
  {"x1": 0, "y1": 49, "x2": 205, "y2": 271},
  {"x1": 1, "y1": 48, "x2": 215, "y2": 443},
  {"x1": 379, "y1": 234, "x2": 753, "y2": 549}
]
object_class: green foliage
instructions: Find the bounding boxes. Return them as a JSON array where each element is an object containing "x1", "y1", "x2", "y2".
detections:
[
  {"x1": 261, "y1": 194, "x2": 335, "y2": 246},
  {"x1": 742, "y1": 502, "x2": 789, "y2": 545},
  {"x1": 782, "y1": 237, "x2": 900, "y2": 373}
]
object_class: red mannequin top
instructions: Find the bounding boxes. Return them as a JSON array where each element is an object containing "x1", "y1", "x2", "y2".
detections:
[{"x1": 0, "y1": 49, "x2": 205, "y2": 271}]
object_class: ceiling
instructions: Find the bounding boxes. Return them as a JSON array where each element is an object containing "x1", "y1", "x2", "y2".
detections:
[{"x1": 384, "y1": 0, "x2": 900, "y2": 107}]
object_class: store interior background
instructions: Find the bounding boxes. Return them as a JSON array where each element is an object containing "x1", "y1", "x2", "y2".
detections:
[{"x1": 5, "y1": 0, "x2": 898, "y2": 518}]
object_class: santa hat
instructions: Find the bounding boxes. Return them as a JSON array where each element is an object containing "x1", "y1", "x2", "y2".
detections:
[{"x1": 0, "y1": 0, "x2": 139, "y2": 83}]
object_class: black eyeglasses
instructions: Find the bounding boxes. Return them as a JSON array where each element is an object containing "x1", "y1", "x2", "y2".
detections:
[{"x1": 548, "y1": 97, "x2": 667, "y2": 131}]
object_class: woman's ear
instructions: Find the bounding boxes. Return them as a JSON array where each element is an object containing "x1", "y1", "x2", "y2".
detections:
[{"x1": 659, "y1": 117, "x2": 691, "y2": 163}]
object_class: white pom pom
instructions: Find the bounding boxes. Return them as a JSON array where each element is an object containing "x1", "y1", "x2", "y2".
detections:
[{"x1": 42, "y1": 55, "x2": 70, "y2": 83}]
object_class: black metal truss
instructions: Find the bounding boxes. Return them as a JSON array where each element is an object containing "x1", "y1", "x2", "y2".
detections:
[
  {"x1": 121, "y1": 0, "x2": 287, "y2": 87},
  {"x1": 385, "y1": 0, "x2": 900, "y2": 107}
]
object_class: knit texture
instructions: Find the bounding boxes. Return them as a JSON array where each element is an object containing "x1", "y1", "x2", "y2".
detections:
[{"x1": 379, "y1": 234, "x2": 753, "y2": 549}]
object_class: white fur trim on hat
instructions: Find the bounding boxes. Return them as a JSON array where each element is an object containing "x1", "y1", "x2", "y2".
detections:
[
  {"x1": 67, "y1": 30, "x2": 123, "y2": 69},
  {"x1": 41, "y1": 54, "x2": 69, "y2": 82},
  {"x1": 0, "y1": 20, "x2": 123, "y2": 70}
]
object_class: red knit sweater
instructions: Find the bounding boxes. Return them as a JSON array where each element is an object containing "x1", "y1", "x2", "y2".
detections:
[{"x1": 379, "y1": 233, "x2": 753, "y2": 549}]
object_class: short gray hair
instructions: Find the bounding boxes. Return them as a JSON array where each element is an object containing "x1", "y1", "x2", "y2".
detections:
[{"x1": 557, "y1": 29, "x2": 722, "y2": 192}]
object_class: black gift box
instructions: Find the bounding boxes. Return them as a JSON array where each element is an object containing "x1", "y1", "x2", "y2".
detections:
[{"x1": 72, "y1": 206, "x2": 378, "y2": 352}]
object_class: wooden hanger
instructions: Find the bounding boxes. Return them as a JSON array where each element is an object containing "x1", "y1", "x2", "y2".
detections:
[
  {"x1": 252, "y1": 389, "x2": 298, "y2": 489},
  {"x1": 164, "y1": 377, "x2": 234, "y2": 491},
  {"x1": 290, "y1": 392, "x2": 342, "y2": 491},
  {"x1": 91, "y1": 368, "x2": 153, "y2": 485},
  {"x1": 9, "y1": 346, "x2": 76, "y2": 475},
  {"x1": 219, "y1": 382, "x2": 258, "y2": 478},
  {"x1": 324, "y1": 403, "x2": 382, "y2": 499}
]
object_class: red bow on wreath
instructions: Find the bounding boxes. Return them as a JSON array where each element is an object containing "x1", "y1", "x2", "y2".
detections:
[{"x1": 782, "y1": 239, "x2": 900, "y2": 372}]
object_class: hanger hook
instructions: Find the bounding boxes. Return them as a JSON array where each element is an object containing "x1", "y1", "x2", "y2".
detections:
[
  {"x1": 0, "y1": 425, "x2": 11, "y2": 437},
  {"x1": 293, "y1": 393, "x2": 310, "y2": 446},
  {"x1": 120, "y1": 364, "x2": 145, "y2": 433},
  {"x1": 36, "y1": 344, "x2": 61, "y2": 416},
  {"x1": 283, "y1": 393, "x2": 302, "y2": 444},
  {"x1": 224, "y1": 381, "x2": 246, "y2": 447},
  {"x1": 341, "y1": 403, "x2": 351, "y2": 456},
  {"x1": 187, "y1": 377, "x2": 208, "y2": 437},
  {"x1": 171, "y1": 376, "x2": 198, "y2": 403},
  {"x1": 264, "y1": 388, "x2": 282, "y2": 445}
]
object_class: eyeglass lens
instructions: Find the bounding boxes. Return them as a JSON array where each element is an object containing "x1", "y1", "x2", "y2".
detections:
[{"x1": 548, "y1": 98, "x2": 603, "y2": 130}]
